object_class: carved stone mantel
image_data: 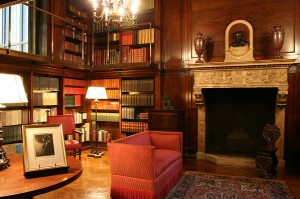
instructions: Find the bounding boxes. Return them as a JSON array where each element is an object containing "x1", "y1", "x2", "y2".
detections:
[{"x1": 188, "y1": 59, "x2": 296, "y2": 168}]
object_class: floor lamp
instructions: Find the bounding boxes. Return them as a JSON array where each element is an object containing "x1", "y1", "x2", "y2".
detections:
[
  {"x1": 0, "y1": 74, "x2": 28, "y2": 171},
  {"x1": 85, "y1": 86, "x2": 107, "y2": 157}
]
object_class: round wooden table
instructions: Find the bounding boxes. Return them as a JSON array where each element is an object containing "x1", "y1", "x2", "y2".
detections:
[{"x1": 0, "y1": 154, "x2": 82, "y2": 199}]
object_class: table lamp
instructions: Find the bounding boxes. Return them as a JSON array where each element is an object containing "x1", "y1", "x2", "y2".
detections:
[
  {"x1": 85, "y1": 86, "x2": 107, "y2": 157},
  {"x1": 0, "y1": 74, "x2": 28, "y2": 171}
]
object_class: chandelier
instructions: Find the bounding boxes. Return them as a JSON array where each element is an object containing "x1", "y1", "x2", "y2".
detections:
[{"x1": 92, "y1": 0, "x2": 139, "y2": 31}]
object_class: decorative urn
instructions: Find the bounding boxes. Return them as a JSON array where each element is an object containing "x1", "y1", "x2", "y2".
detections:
[
  {"x1": 194, "y1": 32, "x2": 206, "y2": 63},
  {"x1": 273, "y1": 25, "x2": 285, "y2": 59}
]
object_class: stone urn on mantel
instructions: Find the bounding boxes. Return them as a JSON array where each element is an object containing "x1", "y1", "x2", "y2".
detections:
[
  {"x1": 273, "y1": 25, "x2": 285, "y2": 59},
  {"x1": 194, "y1": 32, "x2": 206, "y2": 63}
]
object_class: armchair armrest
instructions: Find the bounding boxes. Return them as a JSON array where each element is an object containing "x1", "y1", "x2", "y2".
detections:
[
  {"x1": 149, "y1": 131, "x2": 183, "y2": 153},
  {"x1": 108, "y1": 142, "x2": 156, "y2": 180}
]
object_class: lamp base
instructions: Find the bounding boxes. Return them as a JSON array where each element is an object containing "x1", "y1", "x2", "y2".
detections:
[
  {"x1": 87, "y1": 148, "x2": 104, "y2": 158},
  {"x1": 0, "y1": 147, "x2": 10, "y2": 171}
]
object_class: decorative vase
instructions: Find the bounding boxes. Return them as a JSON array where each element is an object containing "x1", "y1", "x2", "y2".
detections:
[
  {"x1": 273, "y1": 25, "x2": 285, "y2": 59},
  {"x1": 262, "y1": 124, "x2": 280, "y2": 148},
  {"x1": 194, "y1": 32, "x2": 206, "y2": 63}
]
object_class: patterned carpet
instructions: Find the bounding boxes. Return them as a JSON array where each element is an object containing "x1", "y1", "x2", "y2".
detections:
[{"x1": 166, "y1": 171, "x2": 294, "y2": 199}]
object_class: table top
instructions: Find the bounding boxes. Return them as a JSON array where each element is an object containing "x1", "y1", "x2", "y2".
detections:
[{"x1": 0, "y1": 154, "x2": 82, "y2": 199}]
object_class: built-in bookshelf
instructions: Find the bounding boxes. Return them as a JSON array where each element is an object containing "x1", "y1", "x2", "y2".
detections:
[
  {"x1": 64, "y1": 1, "x2": 88, "y2": 65},
  {"x1": 121, "y1": 78, "x2": 154, "y2": 137},
  {"x1": 33, "y1": 76, "x2": 59, "y2": 123},
  {"x1": 94, "y1": 23, "x2": 157, "y2": 66},
  {"x1": 63, "y1": 77, "x2": 87, "y2": 110},
  {"x1": 90, "y1": 79, "x2": 121, "y2": 142}
]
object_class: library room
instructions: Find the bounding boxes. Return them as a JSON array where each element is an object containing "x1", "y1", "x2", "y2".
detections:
[{"x1": 0, "y1": 0, "x2": 300, "y2": 198}]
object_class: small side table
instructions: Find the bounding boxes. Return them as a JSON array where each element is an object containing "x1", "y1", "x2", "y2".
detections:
[{"x1": 255, "y1": 146, "x2": 278, "y2": 178}]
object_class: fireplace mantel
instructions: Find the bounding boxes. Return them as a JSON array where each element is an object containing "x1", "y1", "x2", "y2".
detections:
[{"x1": 188, "y1": 59, "x2": 296, "y2": 168}]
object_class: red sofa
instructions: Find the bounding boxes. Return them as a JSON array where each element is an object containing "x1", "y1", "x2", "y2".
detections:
[{"x1": 107, "y1": 130, "x2": 183, "y2": 199}]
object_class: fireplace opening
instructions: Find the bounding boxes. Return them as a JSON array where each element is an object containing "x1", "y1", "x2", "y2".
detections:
[{"x1": 203, "y1": 88, "x2": 277, "y2": 158}]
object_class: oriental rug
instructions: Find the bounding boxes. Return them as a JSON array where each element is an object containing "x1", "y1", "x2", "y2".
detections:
[{"x1": 166, "y1": 171, "x2": 294, "y2": 199}]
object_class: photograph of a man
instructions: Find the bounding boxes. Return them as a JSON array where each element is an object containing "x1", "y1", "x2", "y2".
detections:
[{"x1": 34, "y1": 134, "x2": 55, "y2": 157}]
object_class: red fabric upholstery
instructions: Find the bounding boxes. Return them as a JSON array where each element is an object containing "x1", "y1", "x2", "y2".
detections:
[
  {"x1": 108, "y1": 130, "x2": 183, "y2": 199},
  {"x1": 47, "y1": 114, "x2": 82, "y2": 160}
]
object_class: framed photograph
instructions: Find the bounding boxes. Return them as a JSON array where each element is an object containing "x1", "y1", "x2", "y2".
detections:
[{"x1": 22, "y1": 124, "x2": 68, "y2": 177}]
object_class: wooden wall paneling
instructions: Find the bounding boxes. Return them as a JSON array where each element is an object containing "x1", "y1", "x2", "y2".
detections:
[
  {"x1": 49, "y1": 0, "x2": 65, "y2": 61},
  {"x1": 189, "y1": 0, "x2": 297, "y2": 62},
  {"x1": 285, "y1": 65, "x2": 300, "y2": 167},
  {"x1": 184, "y1": 70, "x2": 198, "y2": 158},
  {"x1": 161, "y1": 0, "x2": 184, "y2": 68}
]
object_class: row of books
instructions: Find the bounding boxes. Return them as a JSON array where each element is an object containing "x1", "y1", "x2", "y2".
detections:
[
  {"x1": 64, "y1": 52, "x2": 83, "y2": 64},
  {"x1": 121, "y1": 46, "x2": 151, "y2": 63},
  {"x1": 33, "y1": 92, "x2": 58, "y2": 106},
  {"x1": 64, "y1": 78, "x2": 87, "y2": 87},
  {"x1": 74, "y1": 112, "x2": 87, "y2": 124},
  {"x1": 65, "y1": 16, "x2": 88, "y2": 30},
  {"x1": 121, "y1": 121, "x2": 148, "y2": 133},
  {"x1": 97, "y1": 130, "x2": 110, "y2": 142},
  {"x1": 95, "y1": 32, "x2": 120, "y2": 43},
  {"x1": 65, "y1": 26, "x2": 87, "y2": 42},
  {"x1": 122, "y1": 94, "x2": 154, "y2": 106},
  {"x1": 121, "y1": 28, "x2": 155, "y2": 46},
  {"x1": 2, "y1": 125, "x2": 22, "y2": 143},
  {"x1": 121, "y1": 79, "x2": 154, "y2": 92},
  {"x1": 91, "y1": 79, "x2": 120, "y2": 88},
  {"x1": 65, "y1": 95, "x2": 81, "y2": 107},
  {"x1": 0, "y1": 109, "x2": 29, "y2": 126},
  {"x1": 67, "y1": 123, "x2": 90, "y2": 142},
  {"x1": 68, "y1": 4, "x2": 88, "y2": 19},
  {"x1": 33, "y1": 76, "x2": 59, "y2": 91},
  {"x1": 64, "y1": 87, "x2": 87, "y2": 95},
  {"x1": 91, "y1": 112, "x2": 120, "y2": 122},
  {"x1": 2, "y1": 143, "x2": 22, "y2": 155},
  {"x1": 121, "y1": 107, "x2": 136, "y2": 119},
  {"x1": 65, "y1": 41, "x2": 82, "y2": 53},
  {"x1": 33, "y1": 107, "x2": 57, "y2": 123},
  {"x1": 92, "y1": 101, "x2": 120, "y2": 110},
  {"x1": 94, "y1": 48, "x2": 119, "y2": 66}
]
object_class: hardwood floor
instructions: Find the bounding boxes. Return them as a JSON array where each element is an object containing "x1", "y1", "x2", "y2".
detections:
[{"x1": 34, "y1": 150, "x2": 300, "y2": 199}]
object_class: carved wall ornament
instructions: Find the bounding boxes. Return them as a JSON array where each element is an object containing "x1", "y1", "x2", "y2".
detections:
[{"x1": 224, "y1": 20, "x2": 255, "y2": 62}]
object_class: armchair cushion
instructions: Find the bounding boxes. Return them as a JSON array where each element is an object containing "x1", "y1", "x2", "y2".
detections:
[{"x1": 155, "y1": 149, "x2": 181, "y2": 177}]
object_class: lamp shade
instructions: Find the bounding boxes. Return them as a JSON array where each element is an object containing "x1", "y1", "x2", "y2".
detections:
[
  {"x1": 0, "y1": 74, "x2": 28, "y2": 107},
  {"x1": 85, "y1": 86, "x2": 107, "y2": 100}
]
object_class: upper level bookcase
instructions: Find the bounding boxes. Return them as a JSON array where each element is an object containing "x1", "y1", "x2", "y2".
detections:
[{"x1": 63, "y1": 1, "x2": 89, "y2": 66}]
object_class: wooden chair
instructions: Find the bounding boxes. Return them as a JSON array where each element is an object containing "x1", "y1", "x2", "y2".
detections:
[{"x1": 47, "y1": 114, "x2": 83, "y2": 160}]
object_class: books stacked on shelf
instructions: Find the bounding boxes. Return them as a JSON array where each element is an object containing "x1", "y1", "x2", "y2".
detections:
[
  {"x1": 138, "y1": 112, "x2": 149, "y2": 120},
  {"x1": 94, "y1": 101, "x2": 119, "y2": 110},
  {"x1": 121, "y1": 107, "x2": 135, "y2": 119},
  {"x1": 65, "y1": 95, "x2": 81, "y2": 107},
  {"x1": 74, "y1": 112, "x2": 87, "y2": 124},
  {"x1": 91, "y1": 112, "x2": 120, "y2": 122},
  {"x1": 64, "y1": 87, "x2": 87, "y2": 95},
  {"x1": 121, "y1": 121, "x2": 148, "y2": 133},
  {"x1": 122, "y1": 79, "x2": 154, "y2": 92},
  {"x1": 0, "y1": 110, "x2": 29, "y2": 126},
  {"x1": 64, "y1": 53, "x2": 83, "y2": 64},
  {"x1": 121, "y1": 30, "x2": 134, "y2": 45},
  {"x1": 136, "y1": 28, "x2": 155, "y2": 44},
  {"x1": 106, "y1": 89, "x2": 120, "y2": 99},
  {"x1": 91, "y1": 79, "x2": 120, "y2": 88},
  {"x1": 33, "y1": 107, "x2": 57, "y2": 123},
  {"x1": 64, "y1": 41, "x2": 81, "y2": 53},
  {"x1": 122, "y1": 94, "x2": 154, "y2": 106},
  {"x1": 72, "y1": 122, "x2": 90, "y2": 142},
  {"x1": 68, "y1": 4, "x2": 88, "y2": 19},
  {"x1": 64, "y1": 78, "x2": 87, "y2": 87},
  {"x1": 65, "y1": 26, "x2": 87, "y2": 42},
  {"x1": 2, "y1": 143, "x2": 22, "y2": 155},
  {"x1": 95, "y1": 48, "x2": 119, "y2": 65},
  {"x1": 2, "y1": 125, "x2": 22, "y2": 143},
  {"x1": 33, "y1": 92, "x2": 58, "y2": 106},
  {"x1": 33, "y1": 76, "x2": 59, "y2": 91},
  {"x1": 97, "y1": 130, "x2": 109, "y2": 142}
]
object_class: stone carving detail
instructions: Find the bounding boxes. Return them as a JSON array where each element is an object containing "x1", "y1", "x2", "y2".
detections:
[{"x1": 194, "y1": 69, "x2": 287, "y2": 86}]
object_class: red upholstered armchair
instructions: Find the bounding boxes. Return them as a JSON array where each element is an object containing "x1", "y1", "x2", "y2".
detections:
[{"x1": 47, "y1": 115, "x2": 83, "y2": 160}]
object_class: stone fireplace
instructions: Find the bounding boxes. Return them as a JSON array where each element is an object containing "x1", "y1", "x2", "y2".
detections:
[{"x1": 189, "y1": 60, "x2": 295, "y2": 168}]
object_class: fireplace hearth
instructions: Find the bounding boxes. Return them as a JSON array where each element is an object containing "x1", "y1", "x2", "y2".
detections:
[{"x1": 189, "y1": 59, "x2": 295, "y2": 168}]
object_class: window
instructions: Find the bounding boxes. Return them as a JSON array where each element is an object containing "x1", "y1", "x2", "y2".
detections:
[{"x1": 0, "y1": 3, "x2": 28, "y2": 52}]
